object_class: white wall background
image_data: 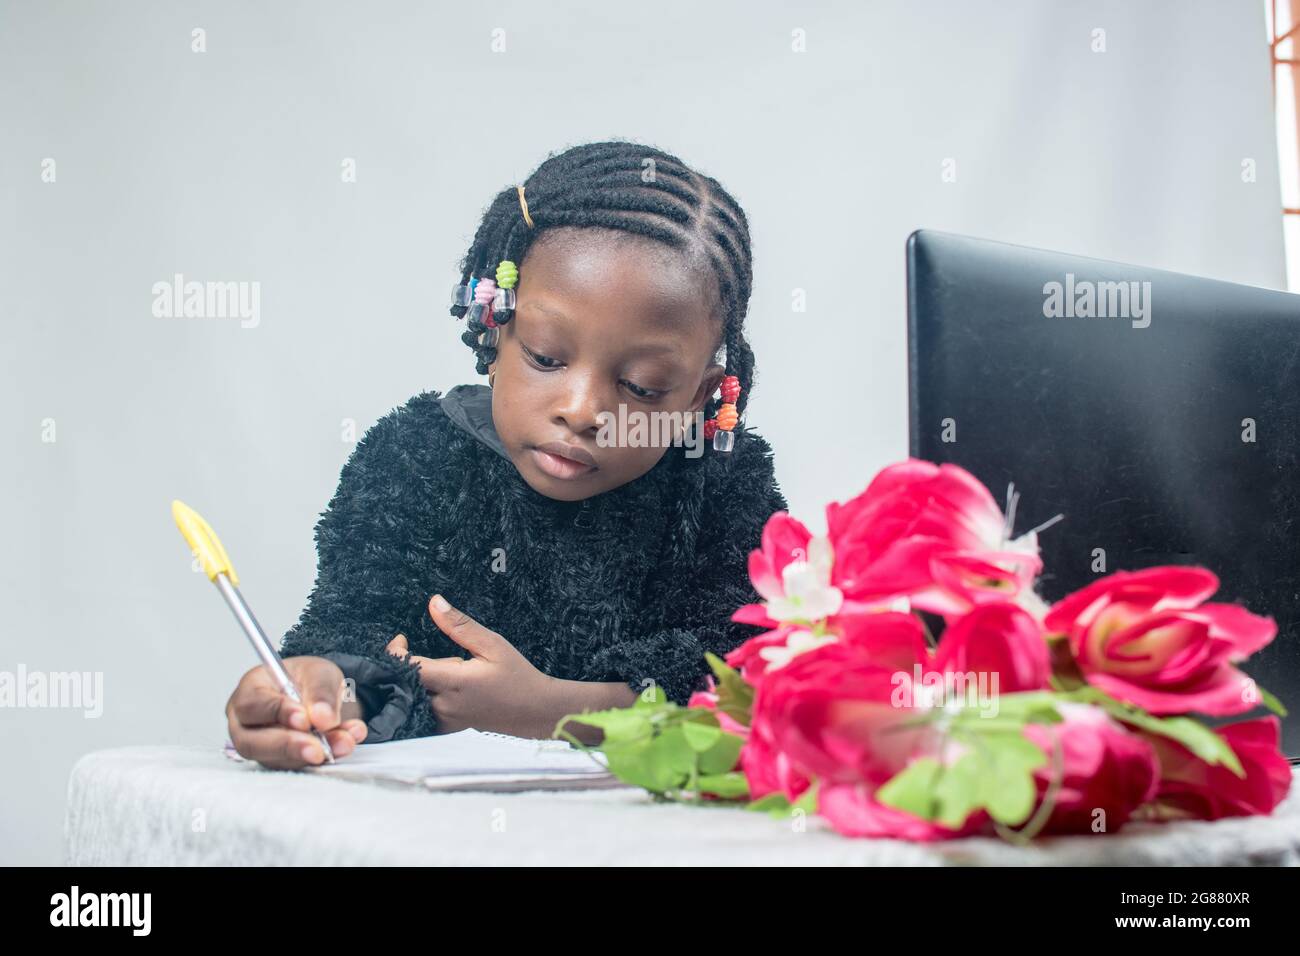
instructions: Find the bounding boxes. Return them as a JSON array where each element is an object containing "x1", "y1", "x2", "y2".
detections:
[{"x1": 0, "y1": 0, "x2": 1286, "y2": 864}]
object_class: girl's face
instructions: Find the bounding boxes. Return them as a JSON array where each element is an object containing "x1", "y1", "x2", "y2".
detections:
[{"x1": 489, "y1": 228, "x2": 726, "y2": 501}]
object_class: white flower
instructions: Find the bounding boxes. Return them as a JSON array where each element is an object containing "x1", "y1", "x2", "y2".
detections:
[
  {"x1": 765, "y1": 535, "x2": 843, "y2": 623},
  {"x1": 758, "y1": 628, "x2": 839, "y2": 671}
]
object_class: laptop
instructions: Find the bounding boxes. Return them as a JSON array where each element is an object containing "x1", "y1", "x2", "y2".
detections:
[{"x1": 906, "y1": 229, "x2": 1300, "y2": 760}]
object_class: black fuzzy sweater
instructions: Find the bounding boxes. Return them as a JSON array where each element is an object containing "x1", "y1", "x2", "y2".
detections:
[{"x1": 277, "y1": 384, "x2": 788, "y2": 742}]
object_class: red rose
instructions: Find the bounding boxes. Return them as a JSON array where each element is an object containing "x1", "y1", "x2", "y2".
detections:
[
  {"x1": 1022, "y1": 702, "x2": 1159, "y2": 835},
  {"x1": 1138, "y1": 716, "x2": 1293, "y2": 820},
  {"x1": 1045, "y1": 566, "x2": 1276, "y2": 716},
  {"x1": 825, "y1": 459, "x2": 1043, "y2": 621}
]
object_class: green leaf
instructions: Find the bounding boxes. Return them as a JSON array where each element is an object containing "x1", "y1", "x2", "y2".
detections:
[
  {"x1": 647, "y1": 725, "x2": 697, "y2": 777},
  {"x1": 878, "y1": 728, "x2": 1048, "y2": 829},
  {"x1": 744, "y1": 792, "x2": 794, "y2": 817},
  {"x1": 973, "y1": 731, "x2": 1046, "y2": 826},
  {"x1": 559, "y1": 708, "x2": 653, "y2": 745},
  {"x1": 681, "y1": 719, "x2": 722, "y2": 752},
  {"x1": 603, "y1": 747, "x2": 679, "y2": 793},
  {"x1": 742, "y1": 780, "x2": 820, "y2": 818},
  {"x1": 877, "y1": 757, "x2": 943, "y2": 819},
  {"x1": 696, "y1": 731, "x2": 745, "y2": 775},
  {"x1": 634, "y1": 684, "x2": 669, "y2": 708},
  {"x1": 1065, "y1": 687, "x2": 1246, "y2": 778},
  {"x1": 931, "y1": 753, "x2": 983, "y2": 828},
  {"x1": 982, "y1": 691, "x2": 1064, "y2": 724},
  {"x1": 705, "y1": 652, "x2": 754, "y2": 725},
  {"x1": 696, "y1": 772, "x2": 750, "y2": 799},
  {"x1": 1259, "y1": 685, "x2": 1289, "y2": 718}
]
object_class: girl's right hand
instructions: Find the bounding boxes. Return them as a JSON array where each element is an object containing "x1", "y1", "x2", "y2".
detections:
[{"x1": 225, "y1": 656, "x2": 368, "y2": 769}]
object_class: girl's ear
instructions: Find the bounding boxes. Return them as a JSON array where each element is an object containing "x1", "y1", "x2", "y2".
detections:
[{"x1": 689, "y1": 364, "x2": 726, "y2": 412}]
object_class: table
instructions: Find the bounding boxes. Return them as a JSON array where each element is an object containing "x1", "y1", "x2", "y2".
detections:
[{"x1": 65, "y1": 746, "x2": 1300, "y2": 865}]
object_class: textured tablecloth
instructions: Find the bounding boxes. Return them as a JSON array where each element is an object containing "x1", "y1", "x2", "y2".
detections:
[{"x1": 65, "y1": 746, "x2": 1300, "y2": 866}]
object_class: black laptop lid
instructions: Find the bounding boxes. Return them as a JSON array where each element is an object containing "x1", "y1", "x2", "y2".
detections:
[{"x1": 907, "y1": 229, "x2": 1300, "y2": 755}]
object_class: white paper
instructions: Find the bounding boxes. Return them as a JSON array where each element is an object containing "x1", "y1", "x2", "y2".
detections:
[{"x1": 303, "y1": 728, "x2": 612, "y2": 785}]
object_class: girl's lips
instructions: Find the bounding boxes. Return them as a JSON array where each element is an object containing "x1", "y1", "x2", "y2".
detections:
[{"x1": 530, "y1": 447, "x2": 596, "y2": 480}]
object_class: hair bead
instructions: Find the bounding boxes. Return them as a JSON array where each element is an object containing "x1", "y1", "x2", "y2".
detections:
[{"x1": 496, "y1": 260, "x2": 519, "y2": 289}]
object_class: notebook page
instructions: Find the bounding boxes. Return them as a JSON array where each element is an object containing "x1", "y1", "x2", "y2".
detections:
[{"x1": 305, "y1": 728, "x2": 610, "y2": 783}]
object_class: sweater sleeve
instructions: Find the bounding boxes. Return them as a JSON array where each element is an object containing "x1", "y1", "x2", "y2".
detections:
[
  {"x1": 585, "y1": 430, "x2": 789, "y2": 706},
  {"x1": 277, "y1": 396, "x2": 447, "y2": 743}
]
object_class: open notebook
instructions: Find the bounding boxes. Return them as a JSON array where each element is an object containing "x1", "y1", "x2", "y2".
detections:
[{"x1": 223, "y1": 729, "x2": 629, "y2": 792}]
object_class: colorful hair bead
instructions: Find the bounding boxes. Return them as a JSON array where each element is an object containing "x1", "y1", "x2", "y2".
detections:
[
  {"x1": 703, "y1": 419, "x2": 718, "y2": 440},
  {"x1": 720, "y1": 375, "x2": 741, "y2": 405},
  {"x1": 496, "y1": 260, "x2": 518, "y2": 289},
  {"x1": 716, "y1": 403, "x2": 738, "y2": 431},
  {"x1": 474, "y1": 278, "x2": 497, "y2": 305}
]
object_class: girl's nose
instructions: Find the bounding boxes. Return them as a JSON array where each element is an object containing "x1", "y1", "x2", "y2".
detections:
[{"x1": 553, "y1": 373, "x2": 607, "y2": 435}]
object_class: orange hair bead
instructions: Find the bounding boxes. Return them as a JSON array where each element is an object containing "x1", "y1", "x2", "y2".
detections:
[{"x1": 716, "y1": 403, "x2": 738, "y2": 431}]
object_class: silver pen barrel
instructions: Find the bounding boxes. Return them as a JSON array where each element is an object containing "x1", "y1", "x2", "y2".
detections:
[{"x1": 214, "y1": 573, "x2": 336, "y2": 763}]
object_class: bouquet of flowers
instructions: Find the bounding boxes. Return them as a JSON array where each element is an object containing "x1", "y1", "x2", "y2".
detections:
[{"x1": 556, "y1": 459, "x2": 1293, "y2": 842}]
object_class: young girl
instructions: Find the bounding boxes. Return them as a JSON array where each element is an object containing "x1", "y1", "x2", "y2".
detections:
[{"x1": 225, "y1": 141, "x2": 788, "y2": 769}]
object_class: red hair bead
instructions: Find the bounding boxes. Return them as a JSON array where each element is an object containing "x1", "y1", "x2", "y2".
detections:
[
  {"x1": 703, "y1": 418, "x2": 718, "y2": 440},
  {"x1": 720, "y1": 375, "x2": 741, "y2": 405}
]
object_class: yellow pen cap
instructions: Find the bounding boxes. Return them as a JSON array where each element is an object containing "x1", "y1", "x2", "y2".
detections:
[{"x1": 172, "y1": 499, "x2": 239, "y2": 586}]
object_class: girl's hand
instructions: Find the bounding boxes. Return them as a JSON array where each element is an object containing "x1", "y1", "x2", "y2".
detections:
[
  {"x1": 385, "y1": 594, "x2": 560, "y2": 738},
  {"x1": 225, "y1": 656, "x2": 368, "y2": 769}
]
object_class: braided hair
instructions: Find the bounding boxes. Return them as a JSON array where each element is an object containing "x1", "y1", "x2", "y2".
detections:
[{"x1": 448, "y1": 140, "x2": 757, "y2": 428}]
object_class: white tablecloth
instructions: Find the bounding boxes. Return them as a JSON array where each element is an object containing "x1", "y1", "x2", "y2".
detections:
[{"x1": 65, "y1": 745, "x2": 1300, "y2": 866}]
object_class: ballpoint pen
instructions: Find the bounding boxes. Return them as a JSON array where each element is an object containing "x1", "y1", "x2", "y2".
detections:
[{"x1": 171, "y1": 499, "x2": 335, "y2": 764}]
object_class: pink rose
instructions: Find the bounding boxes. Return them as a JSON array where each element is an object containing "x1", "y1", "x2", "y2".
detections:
[
  {"x1": 1138, "y1": 716, "x2": 1292, "y2": 820},
  {"x1": 745, "y1": 604, "x2": 1050, "y2": 836},
  {"x1": 1044, "y1": 566, "x2": 1276, "y2": 716},
  {"x1": 824, "y1": 460, "x2": 1043, "y2": 621},
  {"x1": 1021, "y1": 702, "x2": 1159, "y2": 835}
]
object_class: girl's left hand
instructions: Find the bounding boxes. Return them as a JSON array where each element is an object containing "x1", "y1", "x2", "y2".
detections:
[{"x1": 385, "y1": 594, "x2": 560, "y2": 738}]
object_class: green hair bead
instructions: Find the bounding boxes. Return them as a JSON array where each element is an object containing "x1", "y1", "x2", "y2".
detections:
[{"x1": 495, "y1": 260, "x2": 518, "y2": 290}]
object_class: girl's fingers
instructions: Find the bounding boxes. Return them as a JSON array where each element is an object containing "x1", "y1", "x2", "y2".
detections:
[
  {"x1": 242, "y1": 725, "x2": 361, "y2": 769},
  {"x1": 229, "y1": 670, "x2": 301, "y2": 730},
  {"x1": 342, "y1": 718, "x2": 368, "y2": 743},
  {"x1": 387, "y1": 633, "x2": 410, "y2": 657},
  {"x1": 228, "y1": 725, "x2": 333, "y2": 769}
]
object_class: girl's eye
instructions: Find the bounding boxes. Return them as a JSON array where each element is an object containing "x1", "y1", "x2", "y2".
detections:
[
  {"x1": 522, "y1": 344, "x2": 562, "y2": 369},
  {"x1": 622, "y1": 380, "x2": 664, "y2": 401},
  {"x1": 523, "y1": 343, "x2": 663, "y2": 400}
]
